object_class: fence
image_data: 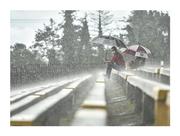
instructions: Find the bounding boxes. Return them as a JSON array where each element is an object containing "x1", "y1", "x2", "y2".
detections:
[{"x1": 11, "y1": 63, "x2": 103, "y2": 87}]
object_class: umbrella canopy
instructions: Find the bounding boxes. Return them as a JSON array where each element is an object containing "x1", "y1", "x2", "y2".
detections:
[
  {"x1": 91, "y1": 35, "x2": 127, "y2": 49},
  {"x1": 122, "y1": 45, "x2": 151, "y2": 59}
]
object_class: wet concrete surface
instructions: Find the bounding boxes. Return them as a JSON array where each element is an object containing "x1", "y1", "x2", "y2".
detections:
[
  {"x1": 70, "y1": 74, "x2": 107, "y2": 126},
  {"x1": 105, "y1": 75, "x2": 142, "y2": 126},
  {"x1": 70, "y1": 73, "x2": 143, "y2": 126}
]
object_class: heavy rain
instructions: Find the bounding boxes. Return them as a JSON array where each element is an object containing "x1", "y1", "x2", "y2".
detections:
[{"x1": 10, "y1": 10, "x2": 170, "y2": 126}]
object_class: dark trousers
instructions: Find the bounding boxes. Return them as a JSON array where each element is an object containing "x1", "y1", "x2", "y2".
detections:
[{"x1": 106, "y1": 62, "x2": 124, "y2": 79}]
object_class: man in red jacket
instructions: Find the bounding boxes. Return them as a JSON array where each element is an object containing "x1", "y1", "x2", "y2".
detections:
[{"x1": 105, "y1": 46, "x2": 125, "y2": 79}]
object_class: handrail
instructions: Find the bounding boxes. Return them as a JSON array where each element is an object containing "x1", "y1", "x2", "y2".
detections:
[
  {"x1": 134, "y1": 67, "x2": 170, "y2": 84},
  {"x1": 115, "y1": 71, "x2": 170, "y2": 126},
  {"x1": 127, "y1": 76, "x2": 170, "y2": 100}
]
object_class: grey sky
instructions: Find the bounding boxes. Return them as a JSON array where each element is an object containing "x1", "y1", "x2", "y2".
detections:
[{"x1": 10, "y1": 10, "x2": 132, "y2": 47}]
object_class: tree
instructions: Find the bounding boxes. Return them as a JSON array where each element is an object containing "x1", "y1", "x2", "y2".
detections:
[
  {"x1": 14, "y1": 43, "x2": 26, "y2": 50},
  {"x1": 123, "y1": 10, "x2": 170, "y2": 64},
  {"x1": 79, "y1": 14, "x2": 92, "y2": 66},
  {"x1": 61, "y1": 10, "x2": 79, "y2": 68},
  {"x1": 158, "y1": 12, "x2": 170, "y2": 63},
  {"x1": 11, "y1": 43, "x2": 44, "y2": 66},
  {"x1": 33, "y1": 18, "x2": 61, "y2": 65},
  {"x1": 122, "y1": 24, "x2": 136, "y2": 45},
  {"x1": 89, "y1": 10, "x2": 114, "y2": 64},
  {"x1": 90, "y1": 10, "x2": 113, "y2": 36}
]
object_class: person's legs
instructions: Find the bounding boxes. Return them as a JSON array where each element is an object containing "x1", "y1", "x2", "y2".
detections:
[{"x1": 106, "y1": 63, "x2": 113, "y2": 79}]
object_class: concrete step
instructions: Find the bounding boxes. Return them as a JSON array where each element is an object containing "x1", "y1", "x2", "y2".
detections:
[
  {"x1": 70, "y1": 73, "x2": 107, "y2": 126},
  {"x1": 10, "y1": 87, "x2": 46, "y2": 103},
  {"x1": 11, "y1": 75, "x2": 93, "y2": 126},
  {"x1": 11, "y1": 79, "x2": 77, "y2": 116},
  {"x1": 70, "y1": 108, "x2": 107, "y2": 126}
]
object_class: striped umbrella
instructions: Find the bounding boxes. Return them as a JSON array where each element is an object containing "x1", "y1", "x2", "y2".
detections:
[{"x1": 121, "y1": 45, "x2": 151, "y2": 58}]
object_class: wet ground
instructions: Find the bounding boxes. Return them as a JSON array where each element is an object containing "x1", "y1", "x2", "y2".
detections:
[
  {"x1": 105, "y1": 75, "x2": 142, "y2": 126},
  {"x1": 70, "y1": 73, "x2": 107, "y2": 126},
  {"x1": 11, "y1": 70, "x2": 143, "y2": 126},
  {"x1": 69, "y1": 72, "x2": 142, "y2": 126}
]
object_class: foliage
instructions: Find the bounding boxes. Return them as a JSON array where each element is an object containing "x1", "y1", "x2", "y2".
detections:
[
  {"x1": 61, "y1": 10, "x2": 79, "y2": 67},
  {"x1": 11, "y1": 43, "x2": 44, "y2": 66},
  {"x1": 123, "y1": 10, "x2": 170, "y2": 63},
  {"x1": 11, "y1": 10, "x2": 170, "y2": 86},
  {"x1": 33, "y1": 18, "x2": 61, "y2": 65}
]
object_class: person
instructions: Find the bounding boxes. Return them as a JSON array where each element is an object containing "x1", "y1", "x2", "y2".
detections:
[{"x1": 105, "y1": 46, "x2": 125, "y2": 79}]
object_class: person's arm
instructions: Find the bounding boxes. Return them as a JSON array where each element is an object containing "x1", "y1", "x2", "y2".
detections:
[{"x1": 104, "y1": 55, "x2": 114, "y2": 63}]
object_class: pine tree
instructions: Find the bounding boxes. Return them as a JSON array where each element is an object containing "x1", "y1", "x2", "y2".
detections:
[
  {"x1": 61, "y1": 10, "x2": 78, "y2": 69},
  {"x1": 80, "y1": 15, "x2": 92, "y2": 66},
  {"x1": 89, "y1": 10, "x2": 114, "y2": 64}
]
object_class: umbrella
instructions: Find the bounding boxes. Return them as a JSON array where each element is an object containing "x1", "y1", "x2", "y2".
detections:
[
  {"x1": 121, "y1": 45, "x2": 151, "y2": 59},
  {"x1": 119, "y1": 47, "x2": 135, "y2": 62},
  {"x1": 91, "y1": 35, "x2": 127, "y2": 49}
]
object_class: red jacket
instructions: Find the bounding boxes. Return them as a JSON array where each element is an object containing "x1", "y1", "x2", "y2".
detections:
[{"x1": 111, "y1": 52, "x2": 125, "y2": 66}]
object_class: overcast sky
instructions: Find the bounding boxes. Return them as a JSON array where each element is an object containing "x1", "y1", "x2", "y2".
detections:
[{"x1": 10, "y1": 10, "x2": 131, "y2": 47}]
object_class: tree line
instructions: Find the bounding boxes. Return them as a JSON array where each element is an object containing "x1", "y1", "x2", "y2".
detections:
[{"x1": 11, "y1": 10, "x2": 170, "y2": 86}]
